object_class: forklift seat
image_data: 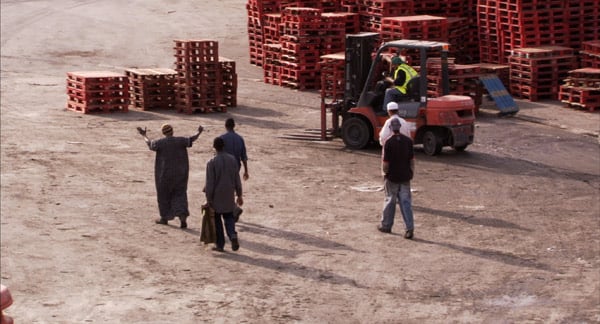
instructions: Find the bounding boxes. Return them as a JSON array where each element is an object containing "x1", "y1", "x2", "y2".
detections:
[{"x1": 397, "y1": 102, "x2": 420, "y2": 118}]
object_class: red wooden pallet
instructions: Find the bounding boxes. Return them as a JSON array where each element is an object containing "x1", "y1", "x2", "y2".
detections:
[{"x1": 66, "y1": 100, "x2": 128, "y2": 114}]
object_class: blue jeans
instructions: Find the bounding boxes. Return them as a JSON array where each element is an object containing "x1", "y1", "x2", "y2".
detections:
[
  {"x1": 381, "y1": 179, "x2": 414, "y2": 231},
  {"x1": 214, "y1": 212, "x2": 237, "y2": 249},
  {"x1": 383, "y1": 87, "x2": 409, "y2": 111}
]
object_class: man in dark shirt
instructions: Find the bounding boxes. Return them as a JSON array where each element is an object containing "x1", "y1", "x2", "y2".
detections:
[
  {"x1": 378, "y1": 118, "x2": 415, "y2": 239},
  {"x1": 220, "y1": 118, "x2": 248, "y2": 222},
  {"x1": 205, "y1": 137, "x2": 243, "y2": 252}
]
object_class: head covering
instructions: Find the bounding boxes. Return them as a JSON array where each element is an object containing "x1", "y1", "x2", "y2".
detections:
[
  {"x1": 161, "y1": 124, "x2": 173, "y2": 135},
  {"x1": 391, "y1": 56, "x2": 403, "y2": 65},
  {"x1": 386, "y1": 102, "x2": 399, "y2": 111},
  {"x1": 390, "y1": 118, "x2": 401, "y2": 132}
]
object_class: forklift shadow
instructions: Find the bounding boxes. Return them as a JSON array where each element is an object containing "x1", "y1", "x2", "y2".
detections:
[{"x1": 417, "y1": 149, "x2": 597, "y2": 182}]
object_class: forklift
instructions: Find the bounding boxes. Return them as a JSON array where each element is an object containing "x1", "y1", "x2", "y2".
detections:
[{"x1": 338, "y1": 33, "x2": 476, "y2": 155}]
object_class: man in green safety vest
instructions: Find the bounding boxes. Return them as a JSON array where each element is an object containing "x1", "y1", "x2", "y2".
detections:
[{"x1": 382, "y1": 55, "x2": 418, "y2": 110}]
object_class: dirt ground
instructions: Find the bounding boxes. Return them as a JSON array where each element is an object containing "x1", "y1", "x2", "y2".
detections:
[{"x1": 1, "y1": 1, "x2": 599, "y2": 323}]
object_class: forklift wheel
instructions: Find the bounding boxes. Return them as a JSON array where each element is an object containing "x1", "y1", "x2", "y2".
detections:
[
  {"x1": 342, "y1": 117, "x2": 370, "y2": 149},
  {"x1": 422, "y1": 130, "x2": 442, "y2": 156}
]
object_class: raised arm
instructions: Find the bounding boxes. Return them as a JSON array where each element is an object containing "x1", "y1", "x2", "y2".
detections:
[
  {"x1": 190, "y1": 125, "x2": 204, "y2": 142},
  {"x1": 137, "y1": 127, "x2": 151, "y2": 145}
]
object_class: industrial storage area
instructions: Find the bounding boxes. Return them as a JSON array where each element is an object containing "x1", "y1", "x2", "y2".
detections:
[{"x1": 1, "y1": 0, "x2": 599, "y2": 322}]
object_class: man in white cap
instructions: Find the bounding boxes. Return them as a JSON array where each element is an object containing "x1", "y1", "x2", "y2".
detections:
[{"x1": 379, "y1": 101, "x2": 411, "y2": 146}]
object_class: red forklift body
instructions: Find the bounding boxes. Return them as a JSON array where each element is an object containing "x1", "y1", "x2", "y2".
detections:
[{"x1": 340, "y1": 37, "x2": 476, "y2": 155}]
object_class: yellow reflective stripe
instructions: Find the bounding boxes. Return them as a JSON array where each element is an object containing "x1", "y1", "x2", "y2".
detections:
[{"x1": 394, "y1": 65, "x2": 417, "y2": 94}]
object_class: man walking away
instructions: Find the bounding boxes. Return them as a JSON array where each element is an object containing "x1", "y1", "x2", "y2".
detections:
[
  {"x1": 205, "y1": 137, "x2": 243, "y2": 252},
  {"x1": 378, "y1": 118, "x2": 415, "y2": 239},
  {"x1": 138, "y1": 124, "x2": 203, "y2": 229},
  {"x1": 220, "y1": 118, "x2": 248, "y2": 222}
]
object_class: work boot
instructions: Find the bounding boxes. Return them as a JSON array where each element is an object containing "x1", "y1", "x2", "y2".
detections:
[{"x1": 404, "y1": 230, "x2": 414, "y2": 239}]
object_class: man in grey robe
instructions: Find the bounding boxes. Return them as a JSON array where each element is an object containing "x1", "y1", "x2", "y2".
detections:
[
  {"x1": 138, "y1": 123, "x2": 203, "y2": 228},
  {"x1": 205, "y1": 137, "x2": 243, "y2": 252}
]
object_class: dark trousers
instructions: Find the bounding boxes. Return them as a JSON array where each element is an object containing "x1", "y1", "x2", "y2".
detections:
[{"x1": 214, "y1": 212, "x2": 237, "y2": 249}]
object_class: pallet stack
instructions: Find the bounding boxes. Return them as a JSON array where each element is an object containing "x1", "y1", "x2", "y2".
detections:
[
  {"x1": 263, "y1": 43, "x2": 283, "y2": 85},
  {"x1": 125, "y1": 68, "x2": 177, "y2": 111},
  {"x1": 447, "y1": 17, "x2": 470, "y2": 62},
  {"x1": 426, "y1": 58, "x2": 483, "y2": 109},
  {"x1": 357, "y1": 0, "x2": 414, "y2": 33},
  {"x1": 477, "y1": 0, "x2": 598, "y2": 65},
  {"x1": 320, "y1": 52, "x2": 345, "y2": 104},
  {"x1": 509, "y1": 46, "x2": 578, "y2": 101},
  {"x1": 580, "y1": 41, "x2": 600, "y2": 68},
  {"x1": 219, "y1": 57, "x2": 238, "y2": 109},
  {"x1": 246, "y1": 0, "x2": 279, "y2": 66},
  {"x1": 320, "y1": 13, "x2": 348, "y2": 55},
  {"x1": 566, "y1": 1, "x2": 599, "y2": 50},
  {"x1": 264, "y1": 13, "x2": 283, "y2": 46},
  {"x1": 342, "y1": 0, "x2": 359, "y2": 13},
  {"x1": 380, "y1": 15, "x2": 448, "y2": 42},
  {"x1": 66, "y1": 71, "x2": 129, "y2": 114},
  {"x1": 279, "y1": 7, "x2": 323, "y2": 90},
  {"x1": 558, "y1": 68, "x2": 600, "y2": 112},
  {"x1": 380, "y1": 15, "x2": 448, "y2": 62},
  {"x1": 319, "y1": 52, "x2": 346, "y2": 138},
  {"x1": 174, "y1": 39, "x2": 223, "y2": 113},
  {"x1": 338, "y1": 12, "x2": 361, "y2": 35}
]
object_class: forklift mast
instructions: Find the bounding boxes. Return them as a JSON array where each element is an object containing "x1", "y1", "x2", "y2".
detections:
[{"x1": 343, "y1": 32, "x2": 380, "y2": 113}]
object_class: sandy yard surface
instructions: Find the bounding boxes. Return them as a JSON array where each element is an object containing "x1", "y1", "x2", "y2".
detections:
[{"x1": 1, "y1": 1, "x2": 599, "y2": 323}]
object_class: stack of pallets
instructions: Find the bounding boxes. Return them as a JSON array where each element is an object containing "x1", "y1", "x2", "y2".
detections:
[
  {"x1": 279, "y1": 7, "x2": 323, "y2": 90},
  {"x1": 509, "y1": 46, "x2": 577, "y2": 101},
  {"x1": 380, "y1": 15, "x2": 448, "y2": 62},
  {"x1": 426, "y1": 58, "x2": 483, "y2": 110},
  {"x1": 412, "y1": 0, "x2": 478, "y2": 63},
  {"x1": 319, "y1": 52, "x2": 346, "y2": 139},
  {"x1": 263, "y1": 13, "x2": 283, "y2": 46},
  {"x1": 125, "y1": 68, "x2": 177, "y2": 111},
  {"x1": 66, "y1": 71, "x2": 129, "y2": 114},
  {"x1": 477, "y1": 0, "x2": 598, "y2": 65},
  {"x1": 580, "y1": 41, "x2": 600, "y2": 68},
  {"x1": 263, "y1": 43, "x2": 283, "y2": 85},
  {"x1": 558, "y1": 68, "x2": 600, "y2": 112},
  {"x1": 219, "y1": 58, "x2": 238, "y2": 110},
  {"x1": 380, "y1": 15, "x2": 448, "y2": 43},
  {"x1": 174, "y1": 39, "x2": 223, "y2": 113},
  {"x1": 320, "y1": 13, "x2": 352, "y2": 55},
  {"x1": 357, "y1": 0, "x2": 414, "y2": 33}
]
